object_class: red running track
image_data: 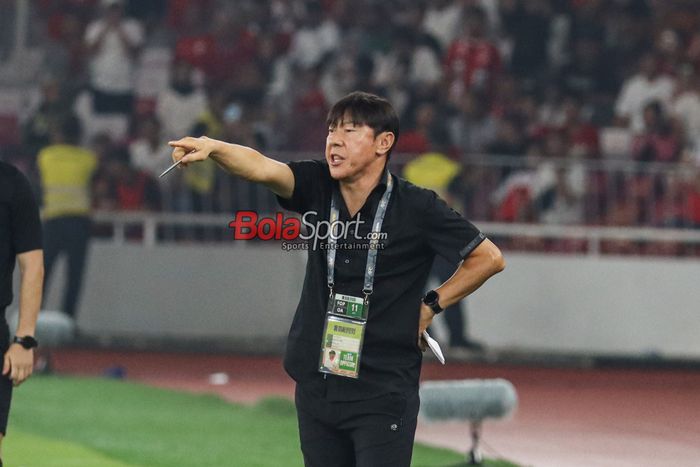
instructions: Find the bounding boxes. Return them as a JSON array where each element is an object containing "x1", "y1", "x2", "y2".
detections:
[{"x1": 50, "y1": 349, "x2": 700, "y2": 467}]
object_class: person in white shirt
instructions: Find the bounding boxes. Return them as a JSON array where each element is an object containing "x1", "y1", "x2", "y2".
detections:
[
  {"x1": 422, "y1": 0, "x2": 464, "y2": 52},
  {"x1": 155, "y1": 60, "x2": 208, "y2": 141},
  {"x1": 84, "y1": 0, "x2": 144, "y2": 114},
  {"x1": 671, "y1": 65, "x2": 700, "y2": 146},
  {"x1": 615, "y1": 53, "x2": 675, "y2": 133},
  {"x1": 129, "y1": 115, "x2": 177, "y2": 210},
  {"x1": 287, "y1": 1, "x2": 340, "y2": 70}
]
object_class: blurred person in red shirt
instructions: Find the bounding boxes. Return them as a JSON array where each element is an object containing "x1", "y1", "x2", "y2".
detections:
[
  {"x1": 685, "y1": 167, "x2": 700, "y2": 229},
  {"x1": 557, "y1": 95, "x2": 600, "y2": 159},
  {"x1": 174, "y1": 9, "x2": 257, "y2": 88},
  {"x1": 107, "y1": 146, "x2": 161, "y2": 212},
  {"x1": 631, "y1": 100, "x2": 682, "y2": 163},
  {"x1": 394, "y1": 101, "x2": 439, "y2": 155},
  {"x1": 445, "y1": 6, "x2": 502, "y2": 101}
]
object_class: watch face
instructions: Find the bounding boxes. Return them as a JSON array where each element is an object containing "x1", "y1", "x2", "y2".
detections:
[
  {"x1": 424, "y1": 290, "x2": 439, "y2": 305},
  {"x1": 15, "y1": 336, "x2": 38, "y2": 349}
]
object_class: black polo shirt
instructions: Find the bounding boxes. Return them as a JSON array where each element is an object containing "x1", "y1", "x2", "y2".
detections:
[
  {"x1": 278, "y1": 160, "x2": 485, "y2": 401},
  {"x1": 0, "y1": 161, "x2": 43, "y2": 309}
]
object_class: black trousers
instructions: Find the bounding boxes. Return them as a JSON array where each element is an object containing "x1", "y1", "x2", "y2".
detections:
[
  {"x1": 431, "y1": 256, "x2": 468, "y2": 344},
  {"x1": 91, "y1": 88, "x2": 134, "y2": 115},
  {"x1": 295, "y1": 384, "x2": 420, "y2": 467},
  {"x1": 43, "y1": 216, "x2": 91, "y2": 318}
]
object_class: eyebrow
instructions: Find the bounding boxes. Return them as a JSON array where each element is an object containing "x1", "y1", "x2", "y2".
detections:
[{"x1": 329, "y1": 120, "x2": 359, "y2": 128}]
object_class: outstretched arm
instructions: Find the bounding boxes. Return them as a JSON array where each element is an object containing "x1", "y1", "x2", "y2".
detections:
[{"x1": 169, "y1": 136, "x2": 295, "y2": 199}]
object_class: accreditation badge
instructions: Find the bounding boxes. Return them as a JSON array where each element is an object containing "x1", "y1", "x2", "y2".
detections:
[{"x1": 319, "y1": 293, "x2": 368, "y2": 378}]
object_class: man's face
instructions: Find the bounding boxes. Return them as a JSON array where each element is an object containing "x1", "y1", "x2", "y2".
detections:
[{"x1": 326, "y1": 115, "x2": 389, "y2": 182}]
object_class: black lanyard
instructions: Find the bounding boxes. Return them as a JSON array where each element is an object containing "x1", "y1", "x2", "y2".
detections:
[{"x1": 326, "y1": 170, "x2": 394, "y2": 298}]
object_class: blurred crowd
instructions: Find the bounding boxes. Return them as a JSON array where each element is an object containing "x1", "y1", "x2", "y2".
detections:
[{"x1": 2, "y1": 0, "x2": 700, "y2": 241}]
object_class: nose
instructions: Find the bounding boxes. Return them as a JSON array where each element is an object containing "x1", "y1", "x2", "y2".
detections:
[{"x1": 327, "y1": 131, "x2": 343, "y2": 147}]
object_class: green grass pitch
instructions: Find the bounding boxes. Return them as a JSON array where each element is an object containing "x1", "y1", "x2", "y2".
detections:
[{"x1": 5, "y1": 376, "x2": 518, "y2": 467}]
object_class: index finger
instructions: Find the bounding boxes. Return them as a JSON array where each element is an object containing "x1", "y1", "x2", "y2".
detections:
[{"x1": 168, "y1": 137, "x2": 197, "y2": 149}]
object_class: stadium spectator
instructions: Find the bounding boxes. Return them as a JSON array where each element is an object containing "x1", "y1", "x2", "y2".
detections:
[
  {"x1": 556, "y1": 34, "x2": 619, "y2": 123},
  {"x1": 445, "y1": 6, "x2": 502, "y2": 101},
  {"x1": 502, "y1": 0, "x2": 553, "y2": 86},
  {"x1": 91, "y1": 134, "x2": 120, "y2": 212},
  {"x1": 22, "y1": 77, "x2": 72, "y2": 158},
  {"x1": 286, "y1": 0, "x2": 339, "y2": 71},
  {"x1": 615, "y1": 53, "x2": 675, "y2": 133},
  {"x1": 448, "y1": 91, "x2": 499, "y2": 155},
  {"x1": 395, "y1": 101, "x2": 439, "y2": 155},
  {"x1": 373, "y1": 27, "x2": 443, "y2": 93},
  {"x1": 421, "y1": 0, "x2": 464, "y2": 52},
  {"x1": 484, "y1": 116, "x2": 528, "y2": 159},
  {"x1": 631, "y1": 100, "x2": 682, "y2": 163},
  {"x1": 128, "y1": 114, "x2": 172, "y2": 184},
  {"x1": 155, "y1": 59, "x2": 208, "y2": 141},
  {"x1": 109, "y1": 146, "x2": 161, "y2": 212},
  {"x1": 40, "y1": 11, "x2": 89, "y2": 91},
  {"x1": 288, "y1": 65, "x2": 329, "y2": 151},
  {"x1": 557, "y1": 95, "x2": 600, "y2": 159},
  {"x1": 671, "y1": 65, "x2": 700, "y2": 150},
  {"x1": 84, "y1": 0, "x2": 144, "y2": 115}
]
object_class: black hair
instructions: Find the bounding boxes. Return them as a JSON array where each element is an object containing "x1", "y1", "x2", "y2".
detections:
[
  {"x1": 61, "y1": 114, "x2": 82, "y2": 145},
  {"x1": 326, "y1": 91, "x2": 400, "y2": 157}
]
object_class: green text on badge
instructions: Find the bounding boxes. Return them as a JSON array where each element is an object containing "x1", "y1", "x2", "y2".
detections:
[{"x1": 333, "y1": 293, "x2": 367, "y2": 319}]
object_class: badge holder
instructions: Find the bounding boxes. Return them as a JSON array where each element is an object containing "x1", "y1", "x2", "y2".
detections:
[{"x1": 319, "y1": 291, "x2": 369, "y2": 379}]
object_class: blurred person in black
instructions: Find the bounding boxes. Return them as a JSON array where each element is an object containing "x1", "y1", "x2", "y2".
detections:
[
  {"x1": 0, "y1": 161, "x2": 43, "y2": 466},
  {"x1": 168, "y1": 91, "x2": 504, "y2": 466},
  {"x1": 22, "y1": 77, "x2": 72, "y2": 159}
]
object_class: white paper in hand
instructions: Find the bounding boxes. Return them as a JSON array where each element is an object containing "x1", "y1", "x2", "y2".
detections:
[{"x1": 422, "y1": 330, "x2": 445, "y2": 364}]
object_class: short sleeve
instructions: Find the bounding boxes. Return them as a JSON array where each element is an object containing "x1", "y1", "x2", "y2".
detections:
[
  {"x1": 11, "y1": 171, "x2": 42, "y2": 254},
  {"x1": 84, "y1": 21, "x2": 101, "y2": 45},
  {"x1": 124, "y1": 20, "x2": 145, "y2": 47},
  {"x1": 276, "y1": 160, "x2": 326, "y2": 214},
  {"x1": 421, "y1": 190, "x2": 485, "y2": 265}
]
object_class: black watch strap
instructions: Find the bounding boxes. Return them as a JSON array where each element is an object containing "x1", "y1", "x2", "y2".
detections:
[
  {"x1": 13, "y1": 335, "x2": 39, "y2": 350},
  {"x1": 422, "y1": 290, "x2": 443, "y2": 314}
]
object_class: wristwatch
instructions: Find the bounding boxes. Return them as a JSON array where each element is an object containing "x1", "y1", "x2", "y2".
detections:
[
  {"x1": 13, "y1": 335, "x2": 39, "y2": 350},
  {"x1": 422, "y1": 290, "x2": 443, "y2": 315}
]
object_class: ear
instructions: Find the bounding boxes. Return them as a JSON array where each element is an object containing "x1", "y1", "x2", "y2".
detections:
[{"x1": 375, "y1": 131, "x2": 395, "y2": 156}]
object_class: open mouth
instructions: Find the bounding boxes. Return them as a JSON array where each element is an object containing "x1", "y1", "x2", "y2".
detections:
[{"x1": 329, "y1": 154, "x2": 344, "y2": 166}]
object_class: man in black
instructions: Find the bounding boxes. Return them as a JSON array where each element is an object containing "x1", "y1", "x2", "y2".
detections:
[
  {"x1": 169, "y1": 91, "x2": 505, "y2": 466},
  {"x1": 0, "y1": 161, "x2": 44, "y2": 464}
]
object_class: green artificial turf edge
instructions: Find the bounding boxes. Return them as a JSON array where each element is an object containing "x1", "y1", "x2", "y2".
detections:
[{"x1": 7, "y1": 376, "x2": 519, "y2": 467}]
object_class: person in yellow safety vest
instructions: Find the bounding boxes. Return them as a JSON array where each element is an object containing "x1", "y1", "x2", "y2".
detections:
[
  {"x1": 184, "y1": 97, "x2": 226, "y2": 212},
  {"x1": 37, "y1": 114, "x2": 97, "y2": 321},
  {"x1": 402, "y1": 148, "x2": 485, "y2": 352}
]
